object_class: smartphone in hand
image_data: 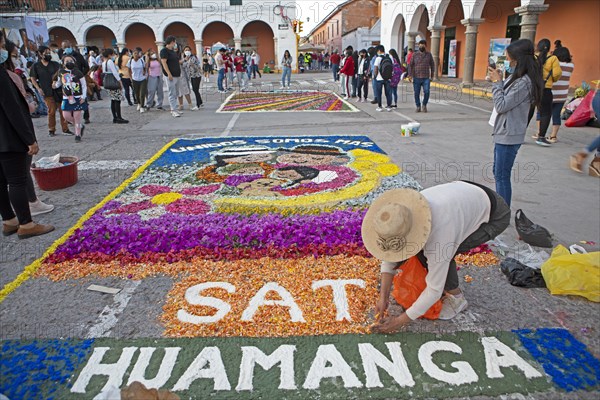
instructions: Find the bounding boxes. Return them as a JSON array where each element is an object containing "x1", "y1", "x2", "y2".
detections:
[{"x1": 488, "y1": 57, "x2": 496, "y2": 70}]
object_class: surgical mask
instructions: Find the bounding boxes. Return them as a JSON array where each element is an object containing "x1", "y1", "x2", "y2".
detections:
[
  {"x1": 419, "y1": 46, "x2": 425, "y2": 52},
  {"x1": 0, "y1": 49, "x2": 8, "y2": 65},
  {"x1": 151, "y1": 54, "x2": 157, "y2": 59},
  {"x1": 65, "y1": 61, "x2": 75, "y2": 70},
  {"x1": 505, "y1": 63, "x2": 515, "y2": 74},
  {"x1": 184, "y1": 50, "x2": 192, "y2": 57},
  {"x1": 44, "y1": 54, "x2": 52, "y2": 62},
  {"x1": 64, "y1": 47, "x2": 73, "y2": 55}
]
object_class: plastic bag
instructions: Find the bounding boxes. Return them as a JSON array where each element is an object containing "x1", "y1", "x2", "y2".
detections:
[
  {"x1": 565, "y1": 90, "x2": 596, "y2": 127},
  {"x1": 33, "y1": 154, "x2": 62, "y2": 169},
  {"x1": 541, "y1": 245, "x2": 600, "y2": 302},
  {"x1": 515, "y1": 209, "x2": 553, "y2": 248},
  {"x1": 392, "y1": 255, "x2": 442, "y2": 320},
  {"x1": 501, "y1": 258, "x2": 546, "y2": 288}
]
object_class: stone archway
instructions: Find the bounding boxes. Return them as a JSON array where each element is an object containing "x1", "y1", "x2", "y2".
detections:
[
  {"x1": 125, "y1": 23, "x2": 156, "y2": 53},
  {"x1": 48, "y1": 27, "x2": 76, "y2": 46},
  {"x1": 85, "y1": 25, "x2": 116, "y2": 50},
  {"x1": 202, "y1": 21, "x2": 234, "y2": 53},
  {"x1": 163, "y1": 22, "x2": 195, "y2": 49},
  {"x1": 390, "y1": 14, "x2": 406, "y2": 59},
  {"x1": 241, "y1": 21, "x2": 276, "y2": 68}
]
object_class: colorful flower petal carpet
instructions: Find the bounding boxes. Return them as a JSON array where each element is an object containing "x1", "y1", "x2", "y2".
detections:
[
  {"x1": 217, "y1": 90, "x2": 358, "y2": 112},
  {"x1": 1, "y1": 136, "x2": 599, "y2": 399}
]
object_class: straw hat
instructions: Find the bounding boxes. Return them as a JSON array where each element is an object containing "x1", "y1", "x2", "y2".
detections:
[{"x1": 361, "y1": 189, "x2": 432, "y2": 262}]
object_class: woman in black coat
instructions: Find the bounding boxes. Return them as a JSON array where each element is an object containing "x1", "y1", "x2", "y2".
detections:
[{"x1": 0, "y1": 31, "x2": 54, "y2": 239}]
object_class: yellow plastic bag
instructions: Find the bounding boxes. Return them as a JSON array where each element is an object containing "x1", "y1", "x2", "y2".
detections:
[{"x1": 541, "y1": 245, "x2": 600, "y2": 302}]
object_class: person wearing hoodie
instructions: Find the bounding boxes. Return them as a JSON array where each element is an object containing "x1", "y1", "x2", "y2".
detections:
[{"x1": 488, "y1": 39, "x2": 543, "y2": 206}]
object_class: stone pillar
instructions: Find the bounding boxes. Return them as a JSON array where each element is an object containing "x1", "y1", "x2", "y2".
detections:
[
  {"x1": 155, "y1": 41, "x2": 165, "y2": 52},
  {"x1": 194, "y1": 39, "x2": 203, "y2": 56},
  {"x1": 428, "y1": 25, "x2": 445, "y2": 80},
  {"x1": 515, "y1": 4, "x2": 550, "y2": 44},
  {"x1": 406, "y1": 31, "x2": 418, "y2": 52},
  {"x1": 116, "y1": 42, "x2": 126, "y2": 52},
  {"x1": 76, "y1": 44, "x2": 86, "y2": 54},
  {"x1": 233, "y1": 37, "x2": 242, "y2": 51},
  {"x1": 273, "y1": 36, "x2": 279, "y2": 71},
  {"x1": 460, "y1": 18, "x2": 484, "y2": 87}
]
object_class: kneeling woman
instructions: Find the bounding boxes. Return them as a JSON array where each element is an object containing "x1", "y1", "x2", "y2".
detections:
[{"x1": 54, "y1": 55, "x2": 88, "y2": 142}]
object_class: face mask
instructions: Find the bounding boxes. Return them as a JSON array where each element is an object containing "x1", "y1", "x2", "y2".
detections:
[
  {"x1": 44, "y1": 54, "x2": 52, "y2": 62},
  {"x1": 0, "y1": 49, "x2": 8, "y2": 65},
  {"x1": 184, "y1": 51, "x2": 192, "y2": 57},
  {"x1": 174, "y1": 44, "x2": 178, "y2": 50},
  {"x1": 65, "y1": 61, "x2": 75, "y2": 70},
  {"x1": 419, "y1": 47, "x2": 425, "y2": 52},
  {"x1": 64, "y1": 47, "x2": 73, "y2": 55},
  {"x1": 505, "y1": 63, "x2": 515, "y2": 74},
  {"x1": 151, "y1": 54, "x2": 157, "y2": 59}
]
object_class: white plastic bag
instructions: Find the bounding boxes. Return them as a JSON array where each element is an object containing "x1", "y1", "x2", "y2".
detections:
[
  {"x1": 34, "y1": 154, "x2": 62, "y2": 169},
  {"x1": 489, "y1": 108, "x2": 498, "y2": 127}
]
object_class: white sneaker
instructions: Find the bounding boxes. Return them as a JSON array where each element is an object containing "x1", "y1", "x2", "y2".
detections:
[
  {"x1": 171, "y1": 111, "x2": 181, "y2": 118},
  {"x1": 29, "y1": 199, "x2": 54, "y2": 216},
  {"x1": 191, "y1": 106, "x2": 199, "y2": 111},
  {"x1": 438, "y1": 293, "x2": 468, "y2": 320},
  {"x1": 279, "y1": 86, "x2": 285, "y2": 89},
  {"x1": 344, "y1": 95, "x2": 349, "y2": 99},
  {"x1": 375, "y1": 107, "x2": 383, "y2": 112},
  {"x1": 140, "y1": 107, "x2": 146, "y2": 113},
  {"x1": 386, "y1": 107, "x2": 392, "y2": 112},
  {"x1": 355, "y1": 98, "x2": 361, "y2": 103},
  {"x1": 136, "y1": 104, "x2": 141, "y2": 111}
]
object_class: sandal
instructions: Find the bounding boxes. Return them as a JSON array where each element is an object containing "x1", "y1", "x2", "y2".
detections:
[
  {"x1": 531, "y1": 134, "x2": 539, "y2": 139},
  {"x1": 548, "y1": 136, "x2": 558, "y2": 143}
]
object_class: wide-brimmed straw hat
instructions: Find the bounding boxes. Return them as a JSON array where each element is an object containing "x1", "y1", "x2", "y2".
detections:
[{"x1": 361, "y1": 189, "x2": 432, "y2": 262}]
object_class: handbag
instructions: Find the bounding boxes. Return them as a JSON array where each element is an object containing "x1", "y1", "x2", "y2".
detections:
[{"x1": 102, "y1": 61, "x2": 120, "y2": 90}]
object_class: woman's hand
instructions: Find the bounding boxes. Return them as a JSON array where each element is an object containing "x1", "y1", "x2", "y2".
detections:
[
  {"x1": 28, "y1": 142, "x2": 39, "y2": 156},
  {"x1": 488, "y1": 67, "x2": 502, "y2": 83},
  {"x1": 374, "y1": 295, "x2": 389, "y2": 322},
  {"x1": 79, "y1": 97, "x2": 86, "y2": 104},
  {"x1": 371, "y1": 314, "x2": 411, "y2": 334}
]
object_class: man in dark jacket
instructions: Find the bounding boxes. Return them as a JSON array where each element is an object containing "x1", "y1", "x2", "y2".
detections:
[{"x1": 0, "y1": 31, "x2": 54, "y2": 239}]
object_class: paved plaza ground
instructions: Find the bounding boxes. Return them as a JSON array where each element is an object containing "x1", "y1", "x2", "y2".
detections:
[{"x1": 1, "y1": 72, "x2": 599, "y2": 399}]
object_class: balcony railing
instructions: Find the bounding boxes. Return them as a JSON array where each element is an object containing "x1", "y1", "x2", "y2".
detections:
[{"x1": 0, "y1": 0, "x2": 192, "y2": 12}]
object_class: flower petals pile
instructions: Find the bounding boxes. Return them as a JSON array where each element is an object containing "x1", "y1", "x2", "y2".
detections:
[{"x1": 219, "y1": 91, "x2": 356, "y2": 112}]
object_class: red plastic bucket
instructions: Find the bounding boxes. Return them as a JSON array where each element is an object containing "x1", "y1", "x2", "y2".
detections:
[{"x1": 31, "y1": 156, "x2": 79, "y2": 191}]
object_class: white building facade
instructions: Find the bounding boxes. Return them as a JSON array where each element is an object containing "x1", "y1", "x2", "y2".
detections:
[{"x1": 3, "y1": 0, "x2": 297, "y2": 69}]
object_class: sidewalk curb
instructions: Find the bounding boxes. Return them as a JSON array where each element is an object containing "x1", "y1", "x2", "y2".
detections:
[{"x1": 431, "y1": 81, "x2": 492, "y2": 99}]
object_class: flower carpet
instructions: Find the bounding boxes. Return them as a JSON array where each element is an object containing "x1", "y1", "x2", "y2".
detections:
[
  {"x1": 1, "y1": 136, "x2": 599, "y2": 399},
  {"x1": 217, "y1": 90, "x2": 358, "y2": 112}
]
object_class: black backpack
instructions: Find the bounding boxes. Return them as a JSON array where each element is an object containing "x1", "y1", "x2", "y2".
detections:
[{"x1": 380, "y1": 55, "x2": 393, "y2": 80}]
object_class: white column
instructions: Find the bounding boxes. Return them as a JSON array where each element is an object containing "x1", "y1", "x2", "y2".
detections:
[
  {"x1": 234, "y1": 37, "x2": 242, "y2": 51},
  {"x1": 460, "y1": 18, "x2": 484, "y2": 87},
  {"x1": 77, "y1": 44, "x2": 86, "y2": 54},
  {"x1": 194, "y1": 39, "x2": 203, "y2": 55},
  {"x1": 406, "y1": 31, "x2": 418, "y2": 53},
  {"x1": 273, "y1": 36, "x2": 279, "y2": 71},
  {"x1": 428, "y1": 25, "x2": 445, "y2": 80},
  {"x1": 515, "y1": 4, "x2": 550, "y2": 44},
  {"x1": 116, "y1": 42, "x2": 126, "y2": 52},
  {"x1": 155, "y1": 41, "x2": 165, "y2": 52}
]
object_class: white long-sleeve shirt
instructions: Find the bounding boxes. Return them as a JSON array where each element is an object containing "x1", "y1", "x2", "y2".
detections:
[
  {"x1": 103, "y1": 59, "x2": 121, "y2": 81},
  {"x1": 381, "y1": 181, "x2": 491, "y2": 320}
]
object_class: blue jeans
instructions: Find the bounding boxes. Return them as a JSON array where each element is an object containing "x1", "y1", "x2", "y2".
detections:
[
  {"x1": 413, "y1": 77, "x2": 431, "y2": 107},
  {"x1": 351, "y1": 76, "x2": 358, "y2": 97},
  {"x1": 217, "y1": 68, "x2": 225, "y2": 91},
  {"x1": 390, "y1": 85, "x2": 398, "y2": 105},
  {"x1": 494, "y1": 143, "x2": 521, "y2": 207},
  {"x1": 371, "y1": 78, "x2": 377, "y2": 101},
  {"x1": 332, "y1": 64, "x2": 339, "y2": 81},
  {"x1": 282, "y1": 66, "x2": 291, "y2": 86},
  {"x1": 586, "y1": 136, "x2": 600, "y2": 154},
  {"x1": 374, "y1": 80, "x2": 391, "y2": 108}
]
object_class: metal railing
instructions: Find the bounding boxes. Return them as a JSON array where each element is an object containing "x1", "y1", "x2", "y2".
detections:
[{"x1": 1, "y1": 0, "x2": 192, "y2": 12}]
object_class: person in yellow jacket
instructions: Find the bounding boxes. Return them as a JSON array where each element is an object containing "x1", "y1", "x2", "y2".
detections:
[{"x1": 527, "y1": 38, "x2": 562, "y2": 146}]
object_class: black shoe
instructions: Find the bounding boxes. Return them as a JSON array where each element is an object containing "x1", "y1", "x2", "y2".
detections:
[
  {"x1": 48, "y1": 131, "x2": 56, "y2": 137},
  {"x1": 84, "y1": 119, "x2": 90, "y2": 124},
  {"x1": 128, "y1": 102, "x2": 134, "y2": 106},
  {"x1": 97, "y1": 96, "x2": 102, "y2": 100},
  {"x1": 63, "y1": 130, "x2": 74, "y2": 135},
  {"x1": 370, "y1": 100, "x2": 378, "y2": 104},
  {"x1": 75, "y1": 135, "x2": 81, "y2": 142},
  {"x1": 116, "y1": 118, "x2": 129, "y2": 124},
  {"x1": 80, "y1": 125, "x2": 85, "y2": 137}
]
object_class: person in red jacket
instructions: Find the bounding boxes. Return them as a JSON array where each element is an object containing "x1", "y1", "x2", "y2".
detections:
[
  {"x1": 339, "y1": 49, "x2": 355, "y2": 99},
  {"x1": 330, "y1": 49, "x2": 341, "y2": 81}
]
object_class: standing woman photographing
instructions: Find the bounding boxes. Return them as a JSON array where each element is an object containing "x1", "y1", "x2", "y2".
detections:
[
  {"x1": 55, "y1": 55, "x2": 88, "y2": 142},
  {"x1": 488, "y1": 39, "x2": 543, "y2": 207}
]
